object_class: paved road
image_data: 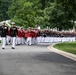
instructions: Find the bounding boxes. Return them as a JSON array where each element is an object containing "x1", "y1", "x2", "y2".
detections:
[{"x1": 0, "y1": 43, "x2": 76, "y2": 75}]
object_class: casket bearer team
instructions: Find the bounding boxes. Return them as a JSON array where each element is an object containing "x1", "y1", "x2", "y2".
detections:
[
  {"x1": 0, "y1": 21, "x2": 8, "y2": 49},
  {"x1": 10, "y1": 22, "x2": 18, "y2": 49}
]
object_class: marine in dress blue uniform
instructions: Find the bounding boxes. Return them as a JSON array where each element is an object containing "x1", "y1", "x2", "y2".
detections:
[
  {"x1": 0, "y1": 21, "x2": 8, "y2": 49},
  {"x1": 10, "y1": 22, "x2": 18, "y2": 49}
]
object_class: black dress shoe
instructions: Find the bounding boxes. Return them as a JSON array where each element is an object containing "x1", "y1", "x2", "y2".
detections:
[
  {"x1": 12, "y1": 47, "x2": 15, "y2": 49},
  {"x1": 2, "y1": 48, "x2": 5, "y2": 49}
]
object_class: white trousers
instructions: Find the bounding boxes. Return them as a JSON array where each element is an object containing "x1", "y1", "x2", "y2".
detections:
[
  {"x1": 6, "y1": 36, "x2": 11, "y2": 45},
  {"x1": 32, "y1": 38, "x2": 34, "y2": 44},
  {"x1": 11, "y1": 37, "x2": 16, "y2": 48},
  {"x1": 1, "y1": 37, "x2": 6, "y2": 48},
  {"x1": 17, "y1": 37, "x2": 21, "y2": 44},
  {"x1": 34, "y1": 38, "x2": 37, "y2": 44},
  {"x1": 27, "y1": 37, "x2": 32, "y2": 45},
  {"x1": 21, "y1": 37, "x2": 25, "y2": 44}
]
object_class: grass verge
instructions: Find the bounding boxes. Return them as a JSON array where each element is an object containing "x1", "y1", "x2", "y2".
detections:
[{"x1": 53, "y1": 42, "x2": 76, "y2": 55}]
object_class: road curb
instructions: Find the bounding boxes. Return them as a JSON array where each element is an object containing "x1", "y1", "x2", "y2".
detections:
[{"x1": 47, "y1": 44, "x2": 76, "y2": 61}]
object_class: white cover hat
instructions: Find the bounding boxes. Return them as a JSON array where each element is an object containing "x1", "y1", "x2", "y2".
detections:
[
  {"x1": 11, "y1": 22, "x2": 15, "y2": 24},
  {"x1": 2, "y1": 21, "x2": 6, "y2": 24}
]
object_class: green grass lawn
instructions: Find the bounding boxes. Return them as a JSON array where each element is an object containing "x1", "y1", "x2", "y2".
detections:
[{"x1": 53, "y1": 42, "x2": 76, "y2": 55}]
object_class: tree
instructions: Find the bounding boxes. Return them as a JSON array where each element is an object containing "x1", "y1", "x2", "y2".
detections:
[
  {"x1": 8, "y1": 0, "x2": 42, "y2": 28},
  {"x1": 7, "y1": 0, "x2": 76, "y2": 30},
  {"x1": 56, "y1": 0, "x2": 76, "y2": 30},
  {"x1": 0, "y1": 0, "x2": 12, "y2": 21}
]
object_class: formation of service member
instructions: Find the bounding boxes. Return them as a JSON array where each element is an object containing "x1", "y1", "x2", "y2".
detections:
[
  {"x1": 0, "y1": 21, "x2": 8, "y2": 49},
  {"x1": 10, "y1": 22, "x2": 18, "y2": 49},
  {"x1": 26, "y1": 28, "x2": 38, "y2": 45},
  {"x1": 17, "y1": 27, "x2": 25, "y2": 45}
]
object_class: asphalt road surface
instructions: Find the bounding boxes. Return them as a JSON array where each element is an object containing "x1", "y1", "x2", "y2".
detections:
[{"x1": 0, "y1": 43, "x2": 76, "y2": 75}]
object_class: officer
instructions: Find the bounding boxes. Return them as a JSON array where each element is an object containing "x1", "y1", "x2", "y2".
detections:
[
  {"x1": 0, "y1": 21, "x2": 8, "y2": 49},
  {"x1": 10, "y1": 22, "x2": 18, "y2": 49}
]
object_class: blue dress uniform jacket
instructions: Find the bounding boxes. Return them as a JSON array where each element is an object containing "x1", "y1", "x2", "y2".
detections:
[
  {"x1": 10, "y1": 26, "x2": 18, "y2": 37},
  {"x1": 0, "y1": 26, "x2": 8, "y2": 37}
]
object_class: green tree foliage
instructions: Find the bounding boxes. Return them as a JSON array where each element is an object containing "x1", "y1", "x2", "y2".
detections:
[
  {"x1": 44, "y1": 2, "x2": 73, "y2": 30},
  {"x1": 56, "y1": 0, "x2": 76, "y2": 30},
  {"x1": 41, "y1": 0, "x2": 76, "y2": 30},
  {"x1": 1, "y1": 0, "x2": 76, "y2": 30},
  {"x1": 0, "y1": 0, "x2": 11, "y2": 21},
  {"x1": 8, "y1": 0, "x2": 42, "y2": 27}
]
